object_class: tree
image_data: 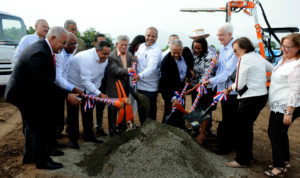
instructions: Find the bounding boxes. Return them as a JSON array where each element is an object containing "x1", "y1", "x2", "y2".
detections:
[
  {"x1": 26, "y1": 26, "x2": 35, "y2": 35},
  {"x1": 162, "y1": 45, "x2": 169, "y2": 52},
  {"x1": 79, "y1": 27, "x2": 115, "y2": 50},
  {"x1": 270, "y1": 41, "x2": 277, "y2": 49}
]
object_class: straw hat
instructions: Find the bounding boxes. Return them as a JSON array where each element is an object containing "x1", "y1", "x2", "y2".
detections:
[{"x1": 189, "y1": 29, "x2": 210, "y2": 40}]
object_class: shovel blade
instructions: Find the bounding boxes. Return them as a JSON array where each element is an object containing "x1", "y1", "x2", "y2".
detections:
[{"x1": 183, "y1": 109, "x2": 211, "y2": 127}]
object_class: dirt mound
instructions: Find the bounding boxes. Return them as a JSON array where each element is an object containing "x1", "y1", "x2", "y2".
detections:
[{"x1": 77, "y1": 119, "x2": 259, "y2": 177}]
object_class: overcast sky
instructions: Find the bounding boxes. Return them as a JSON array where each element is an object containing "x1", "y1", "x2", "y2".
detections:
[{"x1": 2, "y1": 0, "x2": 299, "y2": 49}]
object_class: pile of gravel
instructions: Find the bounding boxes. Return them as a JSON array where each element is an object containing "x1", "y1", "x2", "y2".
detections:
[{"x1": 77, "y1": 119, "x2": 259, "y2": 178}]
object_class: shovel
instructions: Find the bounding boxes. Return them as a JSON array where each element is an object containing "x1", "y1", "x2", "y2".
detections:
[
  {"x1": 184, "y1": 92, "x2": 227, "y2": 127},
  {"x1": 163, "y1": 82, "x2": 190, "y2": 123},
  {"x1": 183, "y1": 105, "x2": 214, "y2": 128}
]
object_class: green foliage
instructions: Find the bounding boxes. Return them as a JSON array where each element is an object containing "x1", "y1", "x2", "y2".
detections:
[
  {"x1": 24, "y1": 26, "x2": 116, "y2": 50},
  {"x1": 162, "y1": 45, "x2": 169, "y2": 52},
  {"x1": 210, "y1": 44, "x2": 219, "y2": 54},
  {"x1": 26, "y1": 26, "x2": 35, "y2": 34},
  {"x1": 3, "y1": 27, "x2": 24, "y2": 43},
  {"x1": 270, "y1": 41, "x2": 277, "y2": 49},
  {"x1": 79, "y1": 27, "x2": 115, "y2": 50}
]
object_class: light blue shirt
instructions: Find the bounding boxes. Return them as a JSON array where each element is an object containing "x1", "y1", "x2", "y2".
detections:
[
  {"x1": 13, "y1": 33, "x2": 41, "y2": 62},
  {"x1": 175, "y1": 56, "x2": 187, "y2": 82},
  {"x1": 210, "y1": 39, "x2": 238, "y2": 94},
  {"x1": 136, "y1": 42, "x2": 162, "y2": 92},
  {"x1": 55, "y1": 49, "x2": 75, "y2": 92}
]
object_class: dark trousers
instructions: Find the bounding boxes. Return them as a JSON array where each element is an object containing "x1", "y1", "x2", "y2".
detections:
[
  {"x1": 217, "y1": 94, "x2": 239, "y2": 151},
  {"x1": 108, "y1": 105, "x2": 127, "y2": 134},
  {"x1": 66, "y1": 97, "x2": 96, "y2": 142},
  {"x1": 162, "y1": 95, "x2": 185, "y2": 129},
  {"x1": 18, "y1": 105, "x2": 53, "y2": 168},
  {"x1": 268, "y1": 109, "x2": 299, "y2": 167},
  {"x1": 235, "y1": 94, "x2": 268, "y2": 165},
  {"x1": 96, "y1": 102, "x2": 106, "y2": 131},
  {"x1": 80, "y1": 97, "x2": 96, "y2": 139},
  {"x1": 55, "y1": 97, "x2": 65, "y2": 134},
  {"x1": 66, "y1": 102, "x2": 79, "y2": 142},
  {"x1": 138, "y1": 90, "x2": 158, "y2": 124}
]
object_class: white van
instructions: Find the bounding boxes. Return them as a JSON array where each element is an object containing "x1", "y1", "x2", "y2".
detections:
[{"x1": 0, "y1": 11, "x2": 26, "y2": 85}]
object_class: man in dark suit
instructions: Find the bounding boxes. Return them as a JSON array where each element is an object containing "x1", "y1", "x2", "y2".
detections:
[
  {"x1": 106, "y1": 35, "x2": 135, "y2": 136},
  {"x1": 4, "y1": 26, "x2": 80, "y2": 170},
  {"x1": 160, "y1": 39, "x2": 194, "y2": 129}
]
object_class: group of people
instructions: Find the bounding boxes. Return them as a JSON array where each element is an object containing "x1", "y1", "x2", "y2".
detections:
[{"x1": 4, "y1": 18, "x2": 300, "y2": 177}]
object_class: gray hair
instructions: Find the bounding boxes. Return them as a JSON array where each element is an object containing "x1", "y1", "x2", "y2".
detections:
[
  {"x1": 146, "y1": 26, "x2": 158, "y2": 37},
  {"x1": 170, "y1": 39, "x2": 183, "y2": 48},
  {"x1": 35, "y1": 19, "x2": 47, "y2": 27},
  {"x1": 64, "y1": 19, "x2": 77, "y2": 29},
  {"x1": 219, "y1": 23, "x2": 233, "y2": 34},
  {"x1": 46, "y1": 26, "x2": 68, "y2": 39},
  {"x1": 116, "y1": 35, "x2": 129, "y2": 43}
]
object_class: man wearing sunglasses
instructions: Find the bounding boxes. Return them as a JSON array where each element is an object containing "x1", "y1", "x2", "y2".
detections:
[{"x1": 55, "y1": 32, "x2": 83, "y2": 145}]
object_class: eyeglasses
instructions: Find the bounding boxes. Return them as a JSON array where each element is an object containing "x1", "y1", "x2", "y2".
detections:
[{"x1": 282, "y1": 45, "x2": 295, "y2": 50}]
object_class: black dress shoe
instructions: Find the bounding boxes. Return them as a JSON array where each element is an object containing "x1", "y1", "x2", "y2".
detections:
[
  {"x1": 49, "y1": 149, "x2": 64, "y2": 156},
  {"x1": 96, "y1": 129, "x2": 107, "y2": 136},
  {"x1": 69, "y1": 141, "x2": 80, "y2": 149},
  {"x1": 84, "y1": 137, "x2": 104, "y2": 143},
  {"x1": 37, "y1": 161, "x2": 63, "y2": 170}
]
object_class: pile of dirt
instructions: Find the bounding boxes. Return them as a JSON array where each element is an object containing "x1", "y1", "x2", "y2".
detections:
[{"x1": 77, "y1": 119, "x2": 259, "y2": 177}]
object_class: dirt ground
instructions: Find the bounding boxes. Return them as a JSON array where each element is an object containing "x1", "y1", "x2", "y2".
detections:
[{"x1": 0, "y1": 85, "x2": 299, "y2": 178}]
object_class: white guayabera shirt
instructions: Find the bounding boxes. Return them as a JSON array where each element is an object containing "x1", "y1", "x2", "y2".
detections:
[
  {"x1": 68, "y1": 48, "x2": 107, "y2": 96},
  {"x1": 135, "y1": 42, "x2": 162, "y2": 92}
]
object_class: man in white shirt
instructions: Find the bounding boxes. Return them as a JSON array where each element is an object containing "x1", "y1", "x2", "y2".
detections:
[
  {"x1": 67, "y1": 41, "x2": 111, "y2": 146},
  {"x1": 14, "y1": 19, "x2": 49, "y2": 62},
  {"x1": 162, "y1": 34, "x2": 179, "y2": 58},
  {"x1": 203, "y1": 23, "x2": 239, "y2": 155},
  {"x1": 133, "y1": 27, "x2": 162, "y2": 123},
  {"x1": 55, "y1": 32, "x2": 82, "y2": 143}
]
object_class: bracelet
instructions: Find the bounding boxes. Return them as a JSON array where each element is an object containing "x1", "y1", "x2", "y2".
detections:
[{"x1": 284, "y1": 111, "x2": 293, "y2": 115}]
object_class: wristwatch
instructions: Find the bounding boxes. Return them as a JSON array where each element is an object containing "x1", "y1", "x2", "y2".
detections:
[{"x1": 284, "y1": 111, "x2": 293, "y2": 115}]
